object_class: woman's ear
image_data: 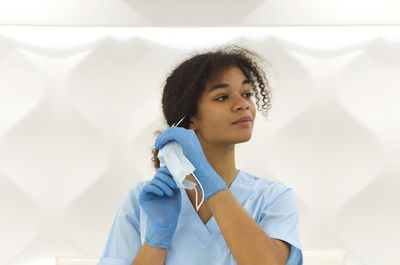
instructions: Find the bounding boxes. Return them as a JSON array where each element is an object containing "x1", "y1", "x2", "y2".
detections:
[{"x1": 189, "y1": 118, "x2": 197, "y2": 131}]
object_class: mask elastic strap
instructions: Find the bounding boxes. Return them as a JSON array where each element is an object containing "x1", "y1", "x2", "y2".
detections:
[
  {"x1": 191, "y1": 172, "x2": 205, "y2": 211},
  {"x1": 172, "y1": 115, "x2": 186, "y2": 127},
  {"x1": 172, "y1": 114, "x2": 203, "y2": 209}
]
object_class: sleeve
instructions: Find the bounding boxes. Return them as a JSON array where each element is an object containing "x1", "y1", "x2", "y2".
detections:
[
  {"x1": 98, "y1": 184, "x2": 144, "y2": 265},
  {"x1": 258, "y1": 183, "x2": 303, "y2": 265}
]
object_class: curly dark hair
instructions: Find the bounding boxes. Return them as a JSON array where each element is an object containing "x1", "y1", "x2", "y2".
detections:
[{"x1": 151, "y1": 44, "x2": 272, "y2": 170}]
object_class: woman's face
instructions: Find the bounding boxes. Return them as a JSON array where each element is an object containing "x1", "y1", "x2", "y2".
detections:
[{"x1": 189, "y1": 66, "x2": 256, "y2": 146}]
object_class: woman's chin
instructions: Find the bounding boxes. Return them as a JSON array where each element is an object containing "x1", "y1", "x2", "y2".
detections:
[{"x1": 233, "y1": 133, "x2": 253, "y2": 144}]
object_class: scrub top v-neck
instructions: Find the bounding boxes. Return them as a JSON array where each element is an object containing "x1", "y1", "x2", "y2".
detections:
[
  {"x1": 98, "y1": 169, "x2": 303, "y2": 265},
  {"x1": 179, "y1": 169, "x2": 245, "y2": 245}
]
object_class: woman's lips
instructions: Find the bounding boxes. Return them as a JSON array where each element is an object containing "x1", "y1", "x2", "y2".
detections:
[
  {"x1": 232, "y1": 115, "x2": 252, "y2": 124},
  {"x1": 233, "y1": 120, "x2": 251, "y2": 126}
]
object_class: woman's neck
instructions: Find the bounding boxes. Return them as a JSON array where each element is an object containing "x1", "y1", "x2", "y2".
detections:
[{"x1": 196, "y1": 138, "x2": 238, "y2": 188}]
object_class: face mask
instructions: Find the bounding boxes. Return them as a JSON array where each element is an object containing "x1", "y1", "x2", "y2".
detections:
[{"x1": 157, "y1": 115, "x2": 205, "y2": 211}]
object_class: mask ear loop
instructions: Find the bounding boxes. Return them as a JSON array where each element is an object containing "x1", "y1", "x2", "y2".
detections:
[
  {"x1": 172, "y1": 115, "x2": 186, "y2": 127},
  {"x1": 172, "y1": 115, "x2": 205, "y2": 211},
  {"x1": 191, "y1": 172, "x2": 205, "y2": 211}
]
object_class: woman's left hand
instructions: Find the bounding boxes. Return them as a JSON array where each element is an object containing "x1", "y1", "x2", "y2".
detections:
[
  {"x1": 155, "y1": 126, "x2": 227, "y2": 200},
  {"x1": 139, "y1": 166, "x2": 181, "y2": 248}
]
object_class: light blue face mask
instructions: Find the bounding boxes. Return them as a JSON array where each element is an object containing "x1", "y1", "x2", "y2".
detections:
[{"x1": 157, "y1": 115, "x2": 205, "y2": 211}]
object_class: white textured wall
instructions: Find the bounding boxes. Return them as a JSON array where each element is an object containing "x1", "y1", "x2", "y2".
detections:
[
  {"x1": 0, "y1": 27, "x2": 399, "y2": 265},
  {"x1": 0, "y1": 0, "x2": 400, "y2": 25}
]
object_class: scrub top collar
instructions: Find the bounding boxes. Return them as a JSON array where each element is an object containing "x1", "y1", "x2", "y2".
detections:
[{"x1": 179, "y1": 169, "x2": 247, "y2": 245}]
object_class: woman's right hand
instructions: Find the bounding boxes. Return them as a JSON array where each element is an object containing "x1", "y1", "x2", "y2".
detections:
[
  {"x1": 138, "y1": 166, "x2": 182, "y2": 249},
  {"x1": 154, "y1": 126, "x2": 227, "y2": 200}
]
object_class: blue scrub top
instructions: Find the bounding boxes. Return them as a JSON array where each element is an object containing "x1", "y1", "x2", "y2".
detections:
[{"x1": 98, "y1": 169, "x2": 303, "y2": 265}]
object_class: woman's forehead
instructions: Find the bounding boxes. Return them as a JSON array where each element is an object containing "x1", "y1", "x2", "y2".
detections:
[
  {"x1": 207, "y1": 65, "x2": 244, "y2": 85},
  {"x1": 206, "y1": 66, "x2": 246, "y2": 90}
]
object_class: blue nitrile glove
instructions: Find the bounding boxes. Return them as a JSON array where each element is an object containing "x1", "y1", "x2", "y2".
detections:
[
  {"x1": 138, "y1": 166, "x2": 181, "y2": 248},
  {"x1": 155, "y1": 126, "x2": 227, "y2": 201}
]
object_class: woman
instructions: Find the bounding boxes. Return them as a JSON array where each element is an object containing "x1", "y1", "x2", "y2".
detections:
[{"x1": 98, "y1": 45, "x2": 303, "y2": 265}]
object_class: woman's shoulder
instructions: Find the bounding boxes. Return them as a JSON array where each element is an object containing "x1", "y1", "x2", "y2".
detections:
[
  {"x1": 117, "y1": 180, "x2": 150, "y2": 213},
  {"x1": 238, "y1": 169, "x2": 294, "y2": 198},
  {"x1": 125, "y1": 180, "x2": 150, "y2": 200}
]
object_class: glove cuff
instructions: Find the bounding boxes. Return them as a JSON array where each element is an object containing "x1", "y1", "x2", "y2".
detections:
[
  {"x1": 194, "y1": 168, "x2": 228, "y2": 201},
  {"x1": 145, "y1": 225, "x2": 176, "y2": 249}
]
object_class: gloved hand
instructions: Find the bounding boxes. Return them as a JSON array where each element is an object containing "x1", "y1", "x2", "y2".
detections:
[
  {"x1": 138, "y1": 166, "x2": 181, "y2": 249},
  {"x1": 155, "y1": 126, "x2": 227, "y2": 201}
]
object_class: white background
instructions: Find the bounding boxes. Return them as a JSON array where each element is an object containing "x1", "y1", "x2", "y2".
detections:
[{"x1": 0, "y1": 1, "x2": 399, "y2": 265}]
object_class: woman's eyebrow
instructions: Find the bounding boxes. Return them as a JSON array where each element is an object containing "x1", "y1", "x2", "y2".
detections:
[{"x1": 208, "y1": 79, "x2": 250, "y2": 94}]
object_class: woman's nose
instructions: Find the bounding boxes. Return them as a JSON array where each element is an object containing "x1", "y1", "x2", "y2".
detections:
[{"x1": 234, "y1": 96, "x2": 250, "y2": 110}]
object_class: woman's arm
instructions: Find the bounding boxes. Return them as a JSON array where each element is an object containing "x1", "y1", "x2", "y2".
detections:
[
  {"x1": 131, "y1": 242, "x2": 167, "y2": 265},
  {"x1": 207, "y1": 189, "x2": 290, "y2": 265}
]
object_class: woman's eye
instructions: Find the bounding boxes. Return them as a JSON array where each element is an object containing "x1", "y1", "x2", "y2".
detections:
[
  {"x1": 215, "y1": 95, "x2": 228, "y2": 101},
  {"x1": 244, "y1": 92, "x2": 254, "y2": 98},
  {"x1": 215, "y1": 92, "x2": 254, "y2": 101}
]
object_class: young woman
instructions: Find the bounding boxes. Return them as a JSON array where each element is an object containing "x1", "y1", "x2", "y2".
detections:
[{"x1": 98, "y1": 45, "x2": 303, "y2": 265}]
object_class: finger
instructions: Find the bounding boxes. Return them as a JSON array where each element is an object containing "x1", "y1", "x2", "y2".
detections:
[
  {"x1": 152, "y1": 178, "x2": 174, "y2": 197},
  {"x1": 155, "y1": 128, "x2": 173, "y2": 149},
  {"x1": 157, "y1": 168, "x2": 178, "y2": 189},
  {"x1": 157, "y1": 127, "x2": 198, "y2": 150},
  {"x1": 155, "y1": 127, "x2": 180, "y2": 149},
  {"x1": 142, "y1": 184, "x2": 163, "y2": 196},
  {"x1": 157, "y1": 166, "x2": 171, "y2": 176},
  {"x1": 161, "y1": 174, "x2": 178, "y2": 189}
]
